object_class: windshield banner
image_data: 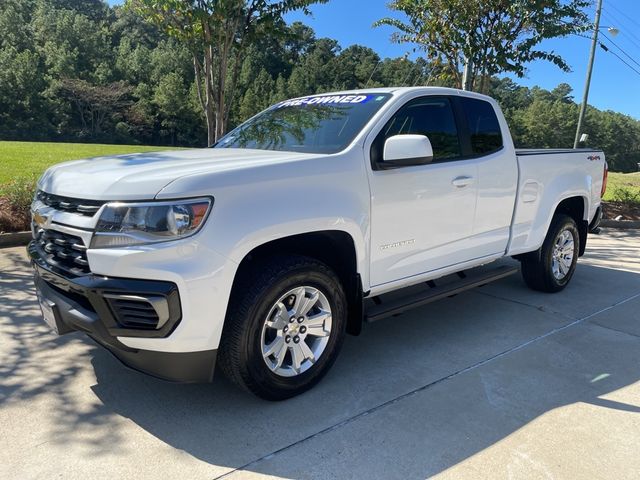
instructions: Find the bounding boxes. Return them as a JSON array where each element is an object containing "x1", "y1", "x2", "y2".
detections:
[{"x1": 275, "y1": 94, "x2": 375, "y2": 108}]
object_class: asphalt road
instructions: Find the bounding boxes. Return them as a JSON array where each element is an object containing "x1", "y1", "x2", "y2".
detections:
[{"x1": 1, "y1": 230, "x2": 639, "y2": 480}]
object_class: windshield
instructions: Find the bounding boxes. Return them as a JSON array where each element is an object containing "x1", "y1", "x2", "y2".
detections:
[{"x1": 214, "y1": 93, "x2": 392, "y2": 154}]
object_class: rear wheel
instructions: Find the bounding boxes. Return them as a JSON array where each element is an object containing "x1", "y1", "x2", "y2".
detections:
[
  {"x1": 218, "y1": 255, "x2": 347, "y2": 400},
  {"x1": 521, "y1": 214, "x2": 580, "y2": 293}
]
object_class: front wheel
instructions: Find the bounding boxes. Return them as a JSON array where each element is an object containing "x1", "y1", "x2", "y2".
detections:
[
  {"x1": 218, "y1": 255, "x2": 347, "y2": 400},
  {"x1": 521, "y1": 214, "x2": 580, "y2": 293}
]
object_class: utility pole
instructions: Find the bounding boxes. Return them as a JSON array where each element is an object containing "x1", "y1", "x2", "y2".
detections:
[
  {"x1": 462, "y1": 34, "x2": 473, "y2": 91},
  {"x1": 574, "y1": 0, "x2": 603, "y2": 148},
  {"x1": 462, "y1": 61, "x2": 472, "y2": 91}
]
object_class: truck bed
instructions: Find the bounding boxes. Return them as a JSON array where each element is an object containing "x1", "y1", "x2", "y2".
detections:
[{"x1": 508, "y1": 147, "x2": 605, "y2": 257}]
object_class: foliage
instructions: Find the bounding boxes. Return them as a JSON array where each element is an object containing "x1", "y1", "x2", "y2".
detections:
[
  {"x1": 126, "y1": 0, "x2": 327, "y2": 145},
  {"x1": 0, "y1": 0, "x2": 205, "y2": 146},
  {"x1": 0, "y1": 175, "x2": 37, "y2": 212},
  {"x1": 0, "y1": 0, "x2": 638, "y2": 173},
  {"x1": 58, "y1": 78, "x2": 133, "y2": 136},
  {"x1": 603, "y1": 173, "x2": 640, "y2": 204},
  {"x1": 611, "y1": 187, "x2": 640, "y2": 205},
  {"x1": 486, "y1": 78, "x2": 640, "y2": 173},
  {"x1": 375, "y1": 0, "x2": 590, "y2": 92},
  {"x1": 0, "y1": 176, "x2": 37, "y2": 232}
]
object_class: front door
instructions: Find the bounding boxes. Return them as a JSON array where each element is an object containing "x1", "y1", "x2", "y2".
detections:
[{"x1": 367, "y1": 95, "x2": 479, "y2": 287}]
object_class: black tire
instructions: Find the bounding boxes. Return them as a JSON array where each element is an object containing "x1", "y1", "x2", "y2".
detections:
[
  {"x1": 218, "y1": 255, "x2": 347, "y2": 400},
  {"x1": 521, "y1": 214, "x2": 580, "y2": 293}
]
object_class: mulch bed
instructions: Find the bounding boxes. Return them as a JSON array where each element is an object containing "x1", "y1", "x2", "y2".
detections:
[
  {"x1": 602, "y1": 201, "x2": 640, "y2": 222},
  {"x1": 0, "y1": 198, "x2": 30, "y2": 234}
]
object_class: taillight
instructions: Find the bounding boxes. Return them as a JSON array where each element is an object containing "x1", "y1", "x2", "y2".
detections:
[{"x1": 601, "y1": 161, "x2": 608, "y2": 198}]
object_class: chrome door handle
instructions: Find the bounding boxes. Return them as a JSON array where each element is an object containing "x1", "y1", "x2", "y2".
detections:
[{"x1": 452, "y1": 176, "x2": 474, "y2": 188}]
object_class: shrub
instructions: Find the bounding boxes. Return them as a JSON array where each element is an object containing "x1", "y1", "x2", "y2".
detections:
[
  {"x1": 0, "y1": 176, "x2": 37, "y2": 209},
  {"x1": 0, "y1": 176, "x2": 36, "y2": 233},
  {"x1": 611, "y1": 186, "x2": 640, "y2": 205}
]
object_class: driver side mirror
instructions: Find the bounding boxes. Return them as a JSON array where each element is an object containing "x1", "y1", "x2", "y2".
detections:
[{"x1": 382, "y1": 134, "x2": 434, "y2": 169}]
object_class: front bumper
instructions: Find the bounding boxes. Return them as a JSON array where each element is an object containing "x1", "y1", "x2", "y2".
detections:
[{"x1": 29, "y1": 242, "x2": 217, "y2": 383}]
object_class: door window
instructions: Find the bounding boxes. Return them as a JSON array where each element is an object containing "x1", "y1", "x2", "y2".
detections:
[{"x1": 371, "y1": 96, "x2": 461, "y2": 165}]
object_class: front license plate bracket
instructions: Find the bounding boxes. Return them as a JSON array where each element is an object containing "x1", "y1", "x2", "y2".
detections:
[{"x1": 36, "y1": 292, "x2": 71, "y2": 335}]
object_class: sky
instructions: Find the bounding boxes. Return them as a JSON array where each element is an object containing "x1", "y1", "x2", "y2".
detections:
[{"x1": 109, "y1": 0, "x2": 640, "y2": 120}]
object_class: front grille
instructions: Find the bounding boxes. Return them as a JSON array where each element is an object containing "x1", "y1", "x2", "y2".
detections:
[
  {"x1": 37, "y1": 190, "x2": 105, "y2": 217},
  {"x1": 106, "y1": 297, "x2": 161, "y2": 330},
  {"x1": 33, "y1": 228, "x2": 91, "y2": 276}
]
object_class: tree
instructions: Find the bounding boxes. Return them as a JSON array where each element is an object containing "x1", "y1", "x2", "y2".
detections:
[
  {"x1": 271, "y1": 74, "x2": 289, "y2": 103},
  {"x1": 511, "y1": 96, "x2": 577, "y2": 148},
  {"x1": 0, "y1": 0, "x2": 638, "y2": 167},
  {"x1": 32, "y1": 3, "x2": 114, "y2": 83},
  {"x1": 239, "y1": 68, "x2": 275, "y2": 121},
  {"x1": 551, "y1": 83, "x2": 574, "y2": 104},
  {"x1": 126, "y1": 0, "x2": 326, "y2": 145},
  {"x1": 154, "y1": 72, "x2": 191, "y2": 145},
  {"x1": 58, "y1": 78, "x2": 132, "y2": 136},
  {"x1": 375, "y1": 0, "x2": 590, "y2": 92},
  {"x1": 331, "y1": 45, "x2": 380, "y2": 90},
  {"x1": 0, "y1": 48, "x2": 51, "y2": 138},
  {"x1": 49, "y1": 0, "x2": 109, "y2": 21},
  {"x1": 283, "y1": 21, "x2": 316, "y2": 64}
]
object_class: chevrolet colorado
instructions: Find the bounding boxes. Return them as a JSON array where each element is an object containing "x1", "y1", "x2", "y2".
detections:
[{"x1": 29, "y1": 87, "x2": 607, "y2": 400}]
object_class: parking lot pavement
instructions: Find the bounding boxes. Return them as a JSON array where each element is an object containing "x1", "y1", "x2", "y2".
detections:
[{"x1": 1, "y1": 230, "x2": 639, "y2": 480}]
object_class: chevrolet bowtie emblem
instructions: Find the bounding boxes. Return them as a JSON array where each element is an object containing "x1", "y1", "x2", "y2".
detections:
[{"x1": 33, "y1": 210, "x2": 49, "y2": 228}]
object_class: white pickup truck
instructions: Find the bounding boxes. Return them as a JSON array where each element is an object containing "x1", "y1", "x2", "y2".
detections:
[{"x1": 30, "y1": 87, "x2": 607, "y2": 400}]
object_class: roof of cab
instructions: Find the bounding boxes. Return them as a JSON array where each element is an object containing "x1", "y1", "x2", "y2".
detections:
[{"x1": 288, "y1": 86, "x2": 496, "y2": 103}]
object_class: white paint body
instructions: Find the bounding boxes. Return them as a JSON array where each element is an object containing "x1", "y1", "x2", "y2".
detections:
[{"x1": 36, "y1": 87, "x2": 605, "y2": 354}]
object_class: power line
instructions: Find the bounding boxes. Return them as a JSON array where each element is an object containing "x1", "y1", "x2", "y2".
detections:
[
  {"x1": 572, "y1": 31, "x2": 596, "y2": 42},
  {"x1": 602, "y1": 12, "x2": 640, "y2": 50},
  {"x1": 553, "y1": 13, "x2": 640, "y2": 79},
  {"x1": 601, "y1": 8, "x2": 640, "y2": 43},
  {"x1": 601, "y1": 9, "x2": 640, "y2": 51},
  {"x1": 607, "y1": 2, "x2": 640, "y2": 30},
  {"x1": 599, "y1": 42, "x2": 640, "y2": 77},
  {"x1": 570, "y1": 32, "x2": 640, "y2": 78},
  {"x1": 601, "y1": 33, "x2": 640, "y2": 70}
]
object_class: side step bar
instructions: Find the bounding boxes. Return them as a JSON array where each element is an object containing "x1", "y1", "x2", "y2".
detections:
[{"x1": 364, "y1": 264, "x2": 519, "y2": 323}]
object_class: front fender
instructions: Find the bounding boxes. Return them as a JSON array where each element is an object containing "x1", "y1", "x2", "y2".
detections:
[{"x1": 156, "y1": 151, "x2": 372, "y2": 294}]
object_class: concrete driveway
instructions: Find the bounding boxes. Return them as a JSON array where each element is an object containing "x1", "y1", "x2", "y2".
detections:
[{"x1": 1, "y1": 230, "x2": 639, "y2": 480}]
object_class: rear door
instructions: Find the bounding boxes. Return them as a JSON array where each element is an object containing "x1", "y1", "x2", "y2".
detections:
[
  {"x1": 366, "y1": 95, "x2": 479, "y2": 287},
  {"x1": 457, "y1": 97, "x2": 518, "y2": 256}
]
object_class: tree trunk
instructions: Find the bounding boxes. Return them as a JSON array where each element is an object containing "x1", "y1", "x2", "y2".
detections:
[
  {"x1": 215, "y1": 37, "x2": 229, "y2": 142},
  {"x1": 205, "y1": 93, "x2": 215, "y2": 146},
  {"x1": 193, "y1": 56, "x2": 216, "y2": 146},
  {"x1": 204, "y1": 50, "x2": 217, "y2": 146}
]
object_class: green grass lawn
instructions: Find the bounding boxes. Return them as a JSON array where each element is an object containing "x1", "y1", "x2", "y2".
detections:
[
  {"x1": 603, "y1": 172, "x2": 640, "y2": 202},
  {"x1": 0, "y1": 141, "x2": 183, "y2": 185}
]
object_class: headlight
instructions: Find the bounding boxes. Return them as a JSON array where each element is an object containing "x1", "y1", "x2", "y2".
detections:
[{"x1": 91, "y1": 198, "x2": 212, "y2": 248}]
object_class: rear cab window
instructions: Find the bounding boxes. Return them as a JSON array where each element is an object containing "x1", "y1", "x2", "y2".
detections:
[{"x1": 459, "y1": 97, "x2": 503, "y2": 155}]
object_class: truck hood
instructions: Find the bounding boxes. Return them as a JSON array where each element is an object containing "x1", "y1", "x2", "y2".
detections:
[{"x1": 38, "y1": 148, "x2": 321, "y2": 200}]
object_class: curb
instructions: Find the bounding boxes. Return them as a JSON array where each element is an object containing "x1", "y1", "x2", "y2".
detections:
[
  {"x1": 0, "y1": 231, "x2": 31, "y2": 248},
  {"x1": 600, "y1": 220, "x2": 640, "y2": 230}
]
